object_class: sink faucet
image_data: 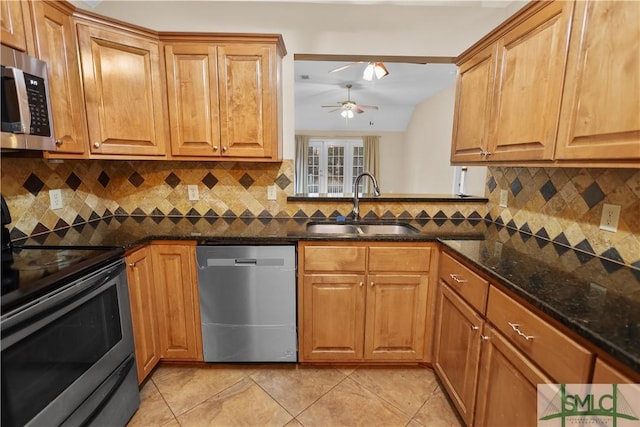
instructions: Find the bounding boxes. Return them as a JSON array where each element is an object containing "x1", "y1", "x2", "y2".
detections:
[{"x1": 352, "y1": 172, "x2": 381, "y2": 220}]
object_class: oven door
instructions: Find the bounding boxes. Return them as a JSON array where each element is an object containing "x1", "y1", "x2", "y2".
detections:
[{"x1": 0, "y1": 259, "x2": 138, "y2": 427}]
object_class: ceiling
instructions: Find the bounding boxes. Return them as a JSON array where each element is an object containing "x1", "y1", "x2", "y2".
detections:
[{"x1": 295, "y1": 59, "x2": 458, "y2": 132}]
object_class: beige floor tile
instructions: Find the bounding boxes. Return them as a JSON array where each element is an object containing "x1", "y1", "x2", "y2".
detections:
[
  {"x1": 177, "y1": 377, "x2": 294, "y2": 427},
  {"x1": 296, "y1": 377, "x2": 411, "y2": 427},
  {"x1": 127, "y1": 380, "x2": 177, "y2": 427},
  {"x1": 350, "y1": 366, "x2": 439, "y2": 417},
  {"x1": 412, "y1": 387, "x2": 462, "y2": 427},
  {"x1": 152, "y1": 365, "x2": 255, "y2": 416},
  {"x1": 250, "y1": 365, "x2": 346, "y2": 416}
]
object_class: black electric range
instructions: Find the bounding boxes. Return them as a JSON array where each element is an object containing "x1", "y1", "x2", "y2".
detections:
[
  {"x1": 1, "y1": 245, "x2": 124, "y2": 313},
  {"x1": 1, "y1": 195, "x2": 124, "y2": 313}
]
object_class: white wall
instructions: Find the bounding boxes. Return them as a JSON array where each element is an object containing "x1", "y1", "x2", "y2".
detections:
[
  {"x1": 71, "y1": 1, "x2": 523, "y2": 161},
  {"x1": 401, "y1": 84, "x2": 487, "y2": 196}
]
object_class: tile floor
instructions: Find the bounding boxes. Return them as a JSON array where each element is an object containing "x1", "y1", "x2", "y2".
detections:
[{"x1": 127, "y1": 363, "x2": 462, "y2": 427}]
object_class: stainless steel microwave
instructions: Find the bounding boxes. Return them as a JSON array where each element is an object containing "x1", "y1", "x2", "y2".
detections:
[{"x1": 1, "y1": 45, "x2": 55, "y2": 151}]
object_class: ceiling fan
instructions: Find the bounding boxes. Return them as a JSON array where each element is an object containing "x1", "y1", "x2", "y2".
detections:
[
  {"x1": 321, "y1": 84, "x2": 379, "y2": 118},
  {"x1": 329, "y1": 61, "x2": 390, "y2": 81}
]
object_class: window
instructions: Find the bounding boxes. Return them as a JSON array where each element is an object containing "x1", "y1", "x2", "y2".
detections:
[{"x1": 306, "y1": 138, "x2": 364, "y2": 195}]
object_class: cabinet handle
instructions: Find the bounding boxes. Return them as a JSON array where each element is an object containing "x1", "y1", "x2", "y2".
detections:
[
  {"x1": 508, "y1": 322, "x2": 534, "y2": 341},
  {"x1": 93, "y1": 142, "x2": 101, "y2": 148},
  {"x1": 213, "y1": 146, "x2": 219, "y2": 151},
  {"x1": 222, "y1": 146, "x2": 228, "y2": 152},
  {"x1": 449, "y1": 274, "x2": 467, "y2": 284},
  {"x1": 470, "y1": 325, "x2": 479, "y2": 331}
]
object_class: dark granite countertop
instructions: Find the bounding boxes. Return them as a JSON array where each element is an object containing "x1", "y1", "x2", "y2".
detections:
[
  {"x1": 288, "y1": 193, "x2": 488, "y2": 203},
  {"x1": 440, "y1": 224, "x2": 640, "y2": 373},
  {"x1": 15, "y1": 216, "x2": 639, "y2": 373}
]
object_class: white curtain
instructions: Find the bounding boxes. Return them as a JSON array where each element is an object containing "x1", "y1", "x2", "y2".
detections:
[
  {"x1": 294, "y1": 135, "x2": 309, "y2": 194},
  {"x1": 363, "y1": 135, "x2": 380, "y2": 193}
]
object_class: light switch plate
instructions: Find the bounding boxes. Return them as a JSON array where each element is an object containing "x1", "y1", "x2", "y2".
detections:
[
  {"x1": 267, "y1": 185, "x2": 277, "y2": 201},
  {"x1": 599, "y1": 203, "x2": 620, "y2": 232},
  {"x1": 187, "y1": 185, "x2": 199, "y2": 201},
  {"x1": 49, "y1": 189, "x2": 63, "y2": 210},
  {"x1": 499, "y1": 190, "x2": 508, "y2": 208}
]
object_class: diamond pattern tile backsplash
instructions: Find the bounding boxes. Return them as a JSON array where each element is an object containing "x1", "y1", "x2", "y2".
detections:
[
  {"x1": 486, "y1": 167, "x2": 640, "y2": 269},
  {"x1": 1, "y1": 157, "x2": 638, "y2": 269}
]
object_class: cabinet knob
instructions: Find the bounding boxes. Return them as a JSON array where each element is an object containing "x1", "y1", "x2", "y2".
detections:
[
  {"x1": 55, "y1": 139, "x2": 63, "y2": 146},
  {"x1": 470, "y1": 325, "x2": 479, "y2": 331},
  {"x1": 93, "y1": 142, "x2": 101, "y2": 148},
  {"x1": 222, "y1": 146, "x2": 228, "y2": 152},
  {"x1": 370, "y1": 281, "x2": 375, "y2": 287},
  {"x1": 359, "y1": 282, "x2": 363, "y2": 287},
  {"x1": 480, "y1": 335, "x2": 490, "y2": 342},
  {"x1": 213, "y1": 146, "x2": 219, "y2": 151},
  {"x1": 128, "y1": 262, "x2": 137, "y2": 268},
  {"x1": 479, "y1": 149, "x2": 491, "y2": 157}
]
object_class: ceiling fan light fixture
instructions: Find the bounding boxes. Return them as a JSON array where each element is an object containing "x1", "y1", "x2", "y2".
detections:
[
  {"x1": 363, "y1": 62, "x2": 389, "y2": 81},
  {"x1": 341, "y1": 109, "x2": 354, "y2": 119}
]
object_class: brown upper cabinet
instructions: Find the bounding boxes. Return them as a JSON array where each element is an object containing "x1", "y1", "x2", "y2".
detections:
[
  {"x1": 1, "y1": 0, "x2": 36, "y2": 53},
  {"x1": 555, "y1": 0, "x2": 640, "y2": 162},
  {"x1": 76, "y1": 19, "x2": 168, "y2": 157},
  {"x1": 35, "y1": 1, "x2": 88, "y2": 158},
  {"x1": 451, "y1": 0, "x2": 639, "y2": 167},
  {"x1": 163, "y1": 35, "x2": 285, "y2": 161}
]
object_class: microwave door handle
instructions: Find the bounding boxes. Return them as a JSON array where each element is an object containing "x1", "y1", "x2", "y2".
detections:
[{"x1": 8, "y1": 67, "x2": 31, "y2": 134}]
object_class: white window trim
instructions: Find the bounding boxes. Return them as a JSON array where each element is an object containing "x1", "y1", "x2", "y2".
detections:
[{"x1": 307, "y1": 137, "x2": 364, "y2": 196}]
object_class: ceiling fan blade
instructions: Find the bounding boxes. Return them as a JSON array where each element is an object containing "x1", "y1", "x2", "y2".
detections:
[
  {"x1": 329, "y1": 62, "x2": 364, "y2": 73},
  {"x1": 355, "y1": 107, "x2": 365, "y2": 114},
  {"x1": 327, "y1": 108, "x2": 342, "y2": 113},
  {"x1": 357, "y1": 105, "x2": 379, "y2": 110}
]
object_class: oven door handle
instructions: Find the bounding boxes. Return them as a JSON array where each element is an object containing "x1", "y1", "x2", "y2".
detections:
[
  {"x1": 60, "y1": 355, "x2": 136, "y2": 427},
  {"x1": 1, "y1": 261, "x2": 123, "y2": 344}
]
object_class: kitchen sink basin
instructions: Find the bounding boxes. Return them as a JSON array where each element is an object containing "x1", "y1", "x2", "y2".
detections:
[{"x1": 306, "y1": 222, "x2": 418, "y2": 236}]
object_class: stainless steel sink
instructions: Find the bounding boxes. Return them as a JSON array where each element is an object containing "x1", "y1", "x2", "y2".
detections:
[{"x1": 306, "y1": 222, "x2": 418, "y2": 236}]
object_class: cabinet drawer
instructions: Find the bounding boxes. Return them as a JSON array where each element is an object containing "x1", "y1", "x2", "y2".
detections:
[
  {"x1": 439, "y1": 252, "x2": 488, "y2": 314},
  {"x1": 303, "y1": 246, "x2": 366, "y2": 272},
  {"x1": 486, "y1": 286, "x2": 592, "y2": 383},
  {"x1": 369, "y1": 246, "x2": 431, "y2": 272}
]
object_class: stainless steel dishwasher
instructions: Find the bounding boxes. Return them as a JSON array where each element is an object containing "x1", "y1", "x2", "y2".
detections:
[{"x1": 196, "y1": 245, "x2": 297, "y2": 362}]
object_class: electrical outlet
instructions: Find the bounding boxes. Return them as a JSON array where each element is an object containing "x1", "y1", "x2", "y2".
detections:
[
  {"x1": 499, "y1": 190, "x2": 508, "y2": 208},
  {"x1": 599, "y1": 203, "x2": 620, "y2": 232},
  {"x1": 267, "y1": 185, "x2": 277, "y2": 201},
  {"x1": 187, "y1": 185, "x2": 199, "y2": 201},
  {"x1": 49, "y1": 189, "x2": 63, "y2": 210}
]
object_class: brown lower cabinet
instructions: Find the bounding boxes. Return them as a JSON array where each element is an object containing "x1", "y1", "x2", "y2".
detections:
[
  {"x1": 126, "y1": 242, "x2": 202, "y2": 383},
  {"x1": 474, "y1": 325, "x2": 553, "y2": 427},
  {"x1": 298, "y1": 241, "x2": 436, "y2": 363}
]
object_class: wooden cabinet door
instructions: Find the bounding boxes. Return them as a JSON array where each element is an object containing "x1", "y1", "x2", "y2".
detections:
[
  {"x1": 364, "y1": 273, "x2": 428, "y2": 361},
  {"x1": 555, "y1": 1, "x2": 640, "y2": 161},
  {"x1": 125, "y1": 246, "x2": 160, "y2": 384},
  {"x1": 433, "y1": 282, "x2": 483, "y2": 426},
  {"x1": 300, "y1": 274, "x2": 366, "y2": 361},
  {"x1": 165, "y1": 43, "x2": 221, "y2": 157},
  {"x1": 475, "y1": 325, "x2": 553, "y2": 427},
  {"x1": 76, "y1": 23, "x2": 166, "y2": 156},
  {"x1": 489, "y1": 1, "x2": 572, "y2": 162},
  {"x1": 1, "y1": 0, "x2": 32, "y2": 52},
  {"x1": 218, "y1": 44, "x2": 277, "y2": 159},
  {"x1": 152, "y1": 244, "x2": 202, "y2": 361},
  {"x1": 451, "y1": 43, "x2": 496, "y2": 163},
  {"x1": 37, "y1": 2, "x2": 87, "y2": 157}
]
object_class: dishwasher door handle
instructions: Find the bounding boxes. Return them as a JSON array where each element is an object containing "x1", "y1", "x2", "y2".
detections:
[{"x1": 235, "y1": 258, "x2": 258, "y2": 265}]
